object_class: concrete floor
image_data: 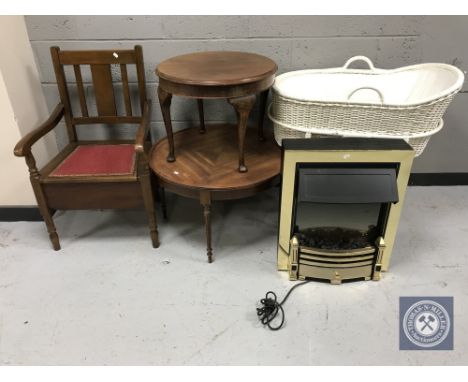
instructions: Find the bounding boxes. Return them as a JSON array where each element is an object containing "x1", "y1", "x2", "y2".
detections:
[{"x1": 0, "y1": 186, "x2": 467, "y2": 365}]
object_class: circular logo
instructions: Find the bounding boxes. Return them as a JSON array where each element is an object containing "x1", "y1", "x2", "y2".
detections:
[{"x1": 403, "y1": 300, "x2": 450, "y2": 348}]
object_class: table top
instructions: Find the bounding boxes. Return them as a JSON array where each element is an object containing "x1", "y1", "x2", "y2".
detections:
[
  {"x1": 150, "y1": 124, "x2": 281, "y2": 195},
  {"x1": 156, "y1": 51, "x2": 277, "y2": 86}
]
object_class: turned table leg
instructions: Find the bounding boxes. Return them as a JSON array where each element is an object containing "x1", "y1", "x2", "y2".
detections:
[
  {"x1": 200, "y1": 191, "x2": 213, "y2": 263},
  {"x1": 228, "y1": 94, "x2": 256, "y2": 173},
  {"x1": 159, "y1": 186, "x2": 168, "y2": 221},
  {"x1": 257, "y1": 89, "x2": 269, "y2": 142},
  {"x1": 158, "y1": 86, "x2": 175, "y2": 162},
  {"x1": 197, "y1": 99, "x2": 206, "y2": 134}
]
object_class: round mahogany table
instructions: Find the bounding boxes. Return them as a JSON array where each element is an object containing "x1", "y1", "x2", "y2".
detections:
[
  {"x1": 150, "y1": 124, "x2": 281, "y2": 263},
  {"x1": 156, "y1": 51, "x2": 278, "y2": 172}
]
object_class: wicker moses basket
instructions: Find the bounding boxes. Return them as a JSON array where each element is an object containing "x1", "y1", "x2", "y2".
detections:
[{"x1": 269, "y1": 56, "x2": 464, "y2": 156}]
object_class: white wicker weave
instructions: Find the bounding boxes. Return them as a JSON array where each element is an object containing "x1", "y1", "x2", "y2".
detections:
[
  {"x1": 269, "y1": 108, "x2": 444, "y2": 156},
  {"x1": 270, "y1": 56, "x2": 464, "y2": 156}
]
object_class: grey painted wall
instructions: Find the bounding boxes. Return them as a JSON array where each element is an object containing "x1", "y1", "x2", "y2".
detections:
[{"x1": 25, "y1": 15, "x2": 468, "y2": 173}]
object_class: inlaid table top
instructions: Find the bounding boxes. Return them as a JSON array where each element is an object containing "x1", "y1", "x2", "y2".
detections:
[{"x1": 150, "y1": 124, "x2": 281, "y2": 192}]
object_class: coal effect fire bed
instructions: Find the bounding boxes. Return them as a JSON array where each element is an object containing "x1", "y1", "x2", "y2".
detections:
[{"x1": 277, "y1": 138, "x2": 415, "y2": 284}]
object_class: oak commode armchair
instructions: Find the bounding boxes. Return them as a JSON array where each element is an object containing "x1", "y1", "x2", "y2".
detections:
[{"x1": 14, "y1": 45, "x2": 160, "y2": 250}]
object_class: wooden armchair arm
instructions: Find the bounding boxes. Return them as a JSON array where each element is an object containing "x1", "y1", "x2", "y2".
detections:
[
  {"x1": 14, "y1": 103, "x2": 65, "y2": 157},
  {"x1": 135, "y1": 100, "x2": 152, "y2": 154}
]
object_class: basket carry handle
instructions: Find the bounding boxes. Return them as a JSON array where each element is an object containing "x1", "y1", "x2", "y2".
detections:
[
  {"x1": 343, "y1": 56, "x2": 376, "y2": 71},
  {"x1": 347, "y1": 86, "x2": 385, "y2": 104}
]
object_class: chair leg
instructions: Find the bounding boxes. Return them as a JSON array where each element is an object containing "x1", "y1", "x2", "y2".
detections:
[
  {"x1": 24, "y1": 153, "x2": 60, "y2": 250},
  {"x1": 150, "y1": 172, "x2": 168, "y2": 221},
  {"x1": 32, "y1": 183, "x2": 60, "y2": 250},
  {"x1": 140, "y1": 165, "x2": 160, "y2": 248}
]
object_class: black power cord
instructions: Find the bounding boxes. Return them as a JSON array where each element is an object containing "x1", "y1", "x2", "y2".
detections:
[{"x1": 256, "y1": 280, "x2": 313, "y2": 331}]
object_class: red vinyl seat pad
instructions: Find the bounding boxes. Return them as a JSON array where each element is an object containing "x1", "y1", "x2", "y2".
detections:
[{"x1": 50, "y1": 144, "x2": 136, "y2": 177}]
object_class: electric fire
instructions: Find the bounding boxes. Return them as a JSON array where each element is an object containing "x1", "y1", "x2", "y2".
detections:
[{"x1": 277, "y1": 138, "x2": 415, "y2": 284}]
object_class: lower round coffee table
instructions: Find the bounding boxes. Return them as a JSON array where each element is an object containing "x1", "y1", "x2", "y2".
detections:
[{"x1": 150, "y1": 124, "x2": 281, "y2": 262}]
